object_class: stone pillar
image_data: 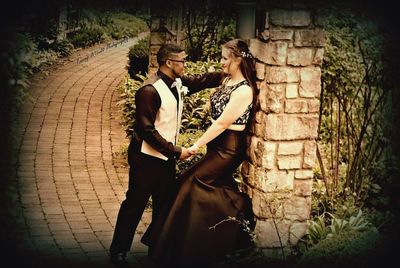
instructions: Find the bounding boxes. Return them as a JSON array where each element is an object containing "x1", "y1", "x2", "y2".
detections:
[
  {"x1": 148, "y1": 1, "x2": 182, "y2": 76},
  {"x1": 236, "y1": 1, "x2": 257, "y2": 39},
  {"x1": 148, "y1": 28, "x2": 177, "y2": 75},
  {"x1": 149, "y1": 1, "x2": 173, "y2": 76},
  {"x1": 242, "y1": 7, "x2": 325, "y2": 251}
]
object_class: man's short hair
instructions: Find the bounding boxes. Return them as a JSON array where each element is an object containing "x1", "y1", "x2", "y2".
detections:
[{"x1": 157, "y1": 43, "x2": 185, "y2": 65}]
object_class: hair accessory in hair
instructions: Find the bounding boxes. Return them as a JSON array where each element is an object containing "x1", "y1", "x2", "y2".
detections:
[{"x1": 240, "y1": 51, "x2": 253, "y2": 58}]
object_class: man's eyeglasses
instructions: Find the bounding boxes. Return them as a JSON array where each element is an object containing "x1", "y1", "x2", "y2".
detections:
[{"x1": 167, "y1": 59, "x2": 186, "y2": 63}]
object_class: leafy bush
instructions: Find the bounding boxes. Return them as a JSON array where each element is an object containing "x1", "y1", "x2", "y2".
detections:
[
  {"x1": 295, "y1": 208, "x2": 394, "y2": 268},
  {"x1": 50, "y1": 39, "x2": 74, "y2": 57},
  {"x1": 180, "y1": 60, "x2": 222, "y2": 132},
  {"x1": 127, "y1": 36, "x2": 150, "y2": 79},
  {"x1": 68, "y1": 10, "x2": 148, "y2": 49},
  {"x1": 1, "y1": 33, "x2": 37, "y2": 166},
  {"x1": 104, "y1": 12, "x2": 149, "y2": 39},
  {"x1": 2, "y1": 33, "x2": 38, "y2": 105},
  {"x1": 2, "y1": 26, "x2": 71, "y2": 121},
  {"x1": 298, "y1": 228, "x2": 380, "y2": 268},
  {"x1": 310, "y1": 178, "x2": 361, "y2": 223},
  {"x1": 117, "y1": 74, "x2": 146, "y2": 138},
  {"x1": 68, "y1": 26, "x2": 105, "y2": 48},
  {"x1": 307, "y1": 210, "x2": 372, "y2": 246},
  {"x1": 316, "y1": 4, "x2": 393, "y2": 211},
  {"x1": 1, "y1": 32, "x2": 75, "y2": 167}
]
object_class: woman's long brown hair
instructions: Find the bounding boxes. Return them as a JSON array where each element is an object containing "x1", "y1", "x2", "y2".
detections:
[{"x1": 222, "y1": 39, "x2": 259, "y2": 131}]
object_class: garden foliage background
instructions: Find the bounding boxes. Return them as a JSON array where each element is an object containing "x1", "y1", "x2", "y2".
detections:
[{"x1": 1, "y1": 0, "x2": 400, "y2": 267}]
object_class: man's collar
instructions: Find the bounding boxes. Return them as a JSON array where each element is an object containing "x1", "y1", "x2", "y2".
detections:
[{"x1": 157, "y1": 70, "x2": 175, "y2": 88}]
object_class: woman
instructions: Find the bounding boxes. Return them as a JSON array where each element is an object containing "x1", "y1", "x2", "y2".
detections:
[{"x1": 142, "y1": 39, "x2": 258, "y2": 267}]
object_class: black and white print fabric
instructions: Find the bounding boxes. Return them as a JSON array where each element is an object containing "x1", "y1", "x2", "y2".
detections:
[{"x1": 210, "y1": 79, "x2": 252, "y2": 125}]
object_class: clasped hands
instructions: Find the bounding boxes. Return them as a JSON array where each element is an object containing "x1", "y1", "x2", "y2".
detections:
[{"x1": 179, "y1": 144, "x2": 200, "y2": 160}]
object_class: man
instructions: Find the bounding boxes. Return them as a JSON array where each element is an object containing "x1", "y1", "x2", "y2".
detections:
[{"x1": 109, "y1": 43, "x2": 224, "y2": 266}]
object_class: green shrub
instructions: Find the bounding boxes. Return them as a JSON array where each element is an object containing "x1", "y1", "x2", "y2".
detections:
[
  {"x1": 2, "y1": 33, "x2": 72, "y2": 113},
  {"x1": 127, "y1": 36, "x2": 150, "y2": 79},
  {"x1": 68, "y1": 26, "x2": 105, "y2": 48},
  {"x1": 51, "y1": 40, "x2": 74, "y2": 57},
  {"x1": 117, "y1": 74, "x2": 146, "y2": 138},
  {"x1": 1, "y1": 33, "x2": 36, "y2": 161},
  {"x1": 298, "y1": 228, "x2": 380, "y2": 268},
  {"x1": 180, "y1": 88, "x2": 212, "y2": 132},
  {"x1": 180, "y1": 60, "x2": 222, "y2": 133},
  {"x1": 305, "y1": 209, "x2": 374, "y2": 248},
  {"x1": 68, "y1": 10, "x2": 148, "y2": 49},
  {"x1": 128, "y1": 36, "x2": 149, "y2": 58},
  {"x1": 2, "y1": 33, "x2": 36, "y2": 104},
  {"x1": 105, "y1": 12, "x2": 149, "y2": 38}
]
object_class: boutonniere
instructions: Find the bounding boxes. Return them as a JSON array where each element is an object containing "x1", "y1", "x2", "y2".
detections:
[
  {"x1": 173, "y1": 78, "x2": 189, "y2": 97},
  {"x1": 180, "y1": 85, "x2": 189, "y2": 96}
]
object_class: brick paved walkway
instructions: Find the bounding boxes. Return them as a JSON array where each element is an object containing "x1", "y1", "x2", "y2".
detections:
[{"x1": 7, "y1": 33, "x2": 158, "y2": 268}]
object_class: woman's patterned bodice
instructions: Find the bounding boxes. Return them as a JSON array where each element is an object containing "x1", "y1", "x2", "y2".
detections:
[{"x1": 210, "y1": 79, "x2": 252, "y2": 125}]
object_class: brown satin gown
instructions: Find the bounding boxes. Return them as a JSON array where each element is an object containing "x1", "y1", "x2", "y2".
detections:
[
  {"x1": 142, "y1": 79, "x2": 256, "y2": 267},
  {"x1": 142, "y1": 130, "x2": 255, "y2": 267}
]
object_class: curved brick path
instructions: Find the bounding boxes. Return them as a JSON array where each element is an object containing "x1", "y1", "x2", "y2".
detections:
[{"x1": 11, "y1": 33, "x2": 156, "y2": 268}]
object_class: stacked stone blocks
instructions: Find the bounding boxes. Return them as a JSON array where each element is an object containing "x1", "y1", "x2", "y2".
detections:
[{"x1": 242, "y1": 8, "x2": 325, "y2": 248}]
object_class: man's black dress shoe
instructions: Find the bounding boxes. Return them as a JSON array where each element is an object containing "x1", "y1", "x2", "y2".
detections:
[{"x1": 110, "y1": 252, "x2": 129, "y2": 267}]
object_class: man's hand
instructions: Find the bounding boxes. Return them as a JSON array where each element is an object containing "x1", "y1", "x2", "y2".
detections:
[
  {"x1": 187, "y1": 144, "x2": 199, "y2": 155},
  {"x1": 179, "y1": 147, "x2": 193, "y2": 160}
]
